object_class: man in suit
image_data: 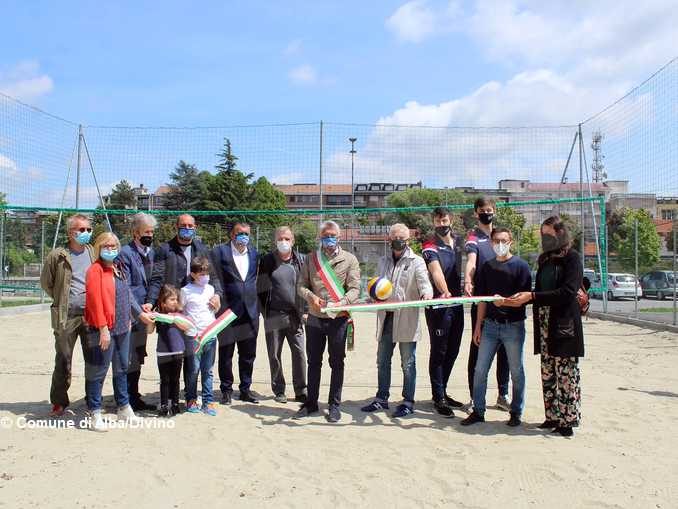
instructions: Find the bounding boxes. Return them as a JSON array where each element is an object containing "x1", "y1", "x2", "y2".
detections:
[
  {"x1": 119, "y1": 212, "x2": 158, "y2": 411},
  {"x1": 212, "y1": 222, "x2": 260, "y2": 405},
  {"x1": 144, "y1": 214, "x2": 221, "y2": 399}
]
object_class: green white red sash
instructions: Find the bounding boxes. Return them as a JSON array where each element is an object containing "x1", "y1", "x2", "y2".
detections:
[
  {"x1": 312, "y1": 249, "x2": 355, "y2": 350},
  {"x1": 152, "y1": 310, "x2": 238, "y2": 355},
  {"x1": 321, "y1": 295, "x2": 502, "y2": 315}
]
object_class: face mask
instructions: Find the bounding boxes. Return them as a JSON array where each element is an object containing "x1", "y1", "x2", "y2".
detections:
[
  {"x1": 276, "y1": 240, "x2": 292, "y2": 254},
  {"x1": 435, "y1": 225, "x2": 450, "y2": 237},
  {"x1": 178, "y1": 227, "x2": 195, "y2": 241},
  {"x1": 321, "y1": 236, "x2": 338, "y2": 249},
  {"x1": 100, "y1": 249, "x2": 118, "y2": 262},
  {"x1": 235, "y1": 233, "x2": 250, "y2": 246},
  {"x1": 493, "y1": 242, "x2": 510, "y2": 257},
  {"x1": 197, "y1": 275, "x2": 210, "y2": 286},
  {"x1": 541, "y1": 233, "x2": 560, "y2": 252},
  {"x1": 139, "y1": 235, "x2": 153, "y2": 247},
  {"x1": 74, "y1": 231, "x2": 92, "y2": 245},
  {"x1": 478, "y1": 212, "x2": 494, "y2": 225},
  {"x1": 391, "y1": 239, "x2": 407, "y2": 252}
]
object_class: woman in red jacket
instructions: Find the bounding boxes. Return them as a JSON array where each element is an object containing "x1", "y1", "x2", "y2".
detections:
[{"x1": 84, "y1": 232, "x2": 153, "y2": 431}]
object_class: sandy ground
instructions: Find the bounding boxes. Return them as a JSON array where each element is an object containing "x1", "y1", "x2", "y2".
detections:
[{"x1": 1, "y1": 310, "x2": 677, "y2": 508}]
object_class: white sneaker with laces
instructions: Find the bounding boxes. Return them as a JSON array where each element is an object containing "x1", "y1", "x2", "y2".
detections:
[
  {"x1": 117, "y1": 404, "x2": 141, "y2": 424},
  {"x1": 91, "y1": 410, "x2": 108, "y2": 432},
  {"x1": 496, "y1": 395, "x2": 511, "y2": 412}
]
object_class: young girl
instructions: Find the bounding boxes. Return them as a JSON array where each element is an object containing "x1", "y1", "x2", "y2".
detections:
[{"x1": 153, "y1": 284, "x2": 192, "y2": 417}]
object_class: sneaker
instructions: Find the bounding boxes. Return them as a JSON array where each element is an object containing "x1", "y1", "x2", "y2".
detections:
[
  {"x1": 170, "y1": 402, "x2": 181, "y2": 416},
  {"x1": 274, "y1": 394, "x2": 288, "y2": 404},
  {"x1": 50, "y1": 404, "x2": 66, "y2": 417},
  {"x1": 202, "y1": 403, "x2": 217, "y2": 417},
  {"x1": 292, "y1": 403, "x2": 319, "y2": 420},
  {"x1": 392, "y1": 404, "x2": 414, "y2": 418},
  {"x1": 554, "y1": 426, "x2": 574, "y2": 437},
  {"x1": 433, "y1": 399, "x2": 455, "y2": 418},
  {"x1": 131, "y1": 398, "x2": 157, "y2": 412},
  {"x1": 326, "y1": 405, "x2": 341, "y2": 423},
  {"x1": 91, "y1": 409, "x2": 108, "y2": 432},
  {"x1": 496, "y1": 395, "x2": 511, "y2": 412},
  {"x1": 460, "y1": 411, "x2": 485, "y2": 426},
  {"x1": 186, "y1": 400, "x2": 201, "y2": 414},
  {"x1": 360, "y1": 400, "x2": 389, "y2": 412},
  {"x1": 507, "y1": 413, "x2": 522, "y2": 427},
  {"x1": 158, "y1": 405, "x2": 169, "y2": 417},
  {"x1": 462, "y1": 400, "x2": 474, "y2": 414},
  {"x1": 538, "y1": 419, "x2": 558, "y2": 429},
  {"x1": 117, "y1": 404, "x2": 141, "y2": 424},
  {"x1": 220, "y1": 392, "x2": 232, "y2": 405},
  {"x1": 444, "y1": 394, "x2": 464, "y2": 408}
]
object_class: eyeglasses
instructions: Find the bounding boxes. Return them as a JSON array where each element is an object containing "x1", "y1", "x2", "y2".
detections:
[{"x1": 75, "y1": 227, "x2": 93, "y2": 233}]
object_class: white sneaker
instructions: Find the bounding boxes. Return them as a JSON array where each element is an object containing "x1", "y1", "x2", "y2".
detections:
[
  {"x1": 117, "y1": 404, "x2": 141, "y2": 424},
  {"x1": 91, "y1": 410, "x2": 108, "y2": 432},
  {"x1": 496, "y1": 395, "x2": 511, "y2": 412},
  {"x1": 463, "y1": 400, "x2": 474, "y2": 414}
]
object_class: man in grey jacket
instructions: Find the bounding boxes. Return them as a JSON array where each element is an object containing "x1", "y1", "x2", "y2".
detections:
[{"x1": 361, "y1": 223, "x2": 433, "y2": 417}]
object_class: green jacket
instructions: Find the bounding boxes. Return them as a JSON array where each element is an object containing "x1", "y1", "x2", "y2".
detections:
[{"x1": 40, "y1": 245, "x2": 95, "y2": 332}]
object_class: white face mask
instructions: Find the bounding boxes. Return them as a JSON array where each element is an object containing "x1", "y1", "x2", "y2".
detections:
[
  {"x1": 493, "y1": 241, "x2": 510, "y2": 257},
  {"x1": 276, "y1": 240, "x2": 292, "y2": 254}
]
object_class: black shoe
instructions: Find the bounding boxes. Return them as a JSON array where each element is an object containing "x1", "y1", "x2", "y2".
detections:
[
  {"x1": 444, "y1": 394, "x2": 465, "y2": 408},
  {"x1": 433, "y1": 399, "x2": 455, "y2": 418},
  {"x1": 292, "y1": 403, "x2": 319, "y2": 419},
  {"x1": 239, "y1": 390, "x2": 259, "y2": 404},
  {"x1": 220, "y1": 392, "x2": 232, "y2": 405},
  {"x1": 326, "y1": 405, "x2": 341, "y2": 423},
  {"x1": 157, "y1": 405, "x2": 169, "y2": 417},
  {"x1": 460, "y1": 411, "x2": 485, "y2": 426},
  {"x1": 294, "y1": 394, "x2": 308, "y2": 403},
  {"x1": 538, "y1": 419, "x2": 558, "y2": 429},
  {"x1": 554, "y1": 426, "x2": 574, "y2": 437},
  {"x1": 274, "y1": 394, "x2": 288, "y2": 404},
  {"x1": 507, "y1": 413, "x2": 522, "y2": 427},
  {"x1": 131, "y1": 398, "x2": 157, "y2": 412},
  {"x1": 170, "y1": 403, "x2": 181, "y2": 416}
]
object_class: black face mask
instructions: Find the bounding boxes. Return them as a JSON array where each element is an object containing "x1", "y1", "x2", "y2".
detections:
[
  {"x1": 435, "y1": 225, "x2": 451, "y2": 237},
  {"x1": 139, "y1": 235, "x2": 153, "y2": 247},
  {"x1": 391, "y1": 239, "x2": 407, "y2": 252},
  {"x1": 541, "y1": 233, "x2": 559, "y2": 252},
  {"x1": 478, "y1": 212, "x2": 494, "y2": 225}
]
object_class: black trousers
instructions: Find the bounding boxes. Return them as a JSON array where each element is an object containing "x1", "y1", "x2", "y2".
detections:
[
  {"x1": 305, "y1": 315, "x2": 348, "y2": 407},
  {"x1": 467, "y1": 304, "x2": 510, "y2": 399},
  {"x1": 218, "y1": 318, "x2": 258, "y2": 394},
  {"x1": 158, "y1": 354, "x2": 183, "y2": 407},
  {"x1": 425, "y1": 305, "x2": 464, "y2": 401},
  {"x1": 127, "y1": 329, "x2": 148, "y2": 404}
]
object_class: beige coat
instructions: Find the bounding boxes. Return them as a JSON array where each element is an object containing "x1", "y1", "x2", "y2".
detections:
[
  {"x1": 375, "y1": 247, "x2": 433, "y2": 342},
  {"x1": 40, "y1": 245, "x2": 94, "y2": 332}
]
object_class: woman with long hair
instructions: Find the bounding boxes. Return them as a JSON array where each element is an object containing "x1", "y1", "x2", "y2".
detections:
[{"x1": 504, "y1": 216, "x2": 585, "y2": 437}]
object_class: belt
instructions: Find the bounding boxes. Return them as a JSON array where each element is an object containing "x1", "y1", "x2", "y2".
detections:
[{"x1": 486, "y1": 317, "x2": 523, "y2": 325}]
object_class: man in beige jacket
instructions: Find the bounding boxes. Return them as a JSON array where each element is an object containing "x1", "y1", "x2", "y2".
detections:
[
  {"x1": 295, "y1": 220, "x2": 360, "y2": 423},
  {"x1": 40, "y1": 214, "x2": 94, "y2": 416},
  {"x1": 361, "y1": 223, "x2": 433, "y2": 417}
]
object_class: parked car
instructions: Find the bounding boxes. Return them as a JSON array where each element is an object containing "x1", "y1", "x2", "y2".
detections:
[
  {"x1": 592, "y1": 273, "x2": 642, "y2": 300},
  {"x1": 583, "y1": 269, "x2": 596, "y2": 292},
  {"x1": 640, "y1": 271, "x2": 677, "y2": 300}
]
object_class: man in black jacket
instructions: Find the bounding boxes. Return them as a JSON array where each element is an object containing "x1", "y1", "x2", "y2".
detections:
[
  {"x1": 257, "y1": 226, "x2": 308, "y2": 404},
  {"x1": 144, "y1": 214, "x2": 222, "y2": 401}
]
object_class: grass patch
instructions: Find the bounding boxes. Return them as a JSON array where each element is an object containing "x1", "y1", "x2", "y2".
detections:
[
  {"x1": 0, "y1": 299, "x2": 45, "y2": 308},
  {"x1": 639, "y1": 307, "x2": 676, "y2": 313}
]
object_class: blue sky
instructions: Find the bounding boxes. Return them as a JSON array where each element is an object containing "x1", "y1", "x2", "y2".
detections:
[{"x1": 1, "y1": 1, "x2": 677, "y2": 207}]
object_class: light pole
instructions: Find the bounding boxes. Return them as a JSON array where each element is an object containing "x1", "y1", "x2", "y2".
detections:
[{"x1": 349, "y1": 137, "x2": 357, "y2": 253}]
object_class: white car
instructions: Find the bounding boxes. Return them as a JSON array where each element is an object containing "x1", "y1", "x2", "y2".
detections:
[{"x1": 604, "y1": 273, "x2": 643, "y2": 300}]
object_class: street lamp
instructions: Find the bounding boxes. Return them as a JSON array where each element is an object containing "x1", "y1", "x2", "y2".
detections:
[{"x1": 349, "y1": 137, "x2": 357, "y2": 253}]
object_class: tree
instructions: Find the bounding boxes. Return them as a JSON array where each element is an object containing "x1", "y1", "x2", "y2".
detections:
[
  {"x1": 612, "y1": 208, "x2": 661, "y2": 273},
  {"x1": 0, "y1": 192, "x2": 6, "y2": 207},
  {"x1": 165, "y1": 161, "x2": 210, "y2": 211}
]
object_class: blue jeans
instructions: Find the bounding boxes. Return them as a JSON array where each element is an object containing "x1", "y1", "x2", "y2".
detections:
[
  {"x1": 376, "y1": 314, "x2": 417, "y2": 407},
  {"x1": 186, "y1": 340, "x2": 216, "y2": 405},
  {"x1": 83, "y1": 329, "x2": 131, "y2": 411},
  {"x1": 472, "y1": 319, "x2": 526, "y2": 416}
]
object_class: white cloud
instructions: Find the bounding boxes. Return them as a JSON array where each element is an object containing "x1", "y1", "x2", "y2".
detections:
[
  {"x1": 283, "y1": 39, "x2": 303, "y2": 56},
  {"x1": 0, "y1": 60, "x2": 54, "y2": 102},
  {"x1": 386, "y1": 0, "x2": 461, "y2": 43},
  {"x1": 288, "y1": 64, "x2": 318, "y2": 86}
]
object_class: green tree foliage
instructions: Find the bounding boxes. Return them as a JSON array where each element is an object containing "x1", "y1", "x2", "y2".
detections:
[
  {"x1": 165, "y1": 161, "x2": 210, "y2": 211},
  {"x1": 612, "y1": 208, "x2": 661, "y2": 273}
]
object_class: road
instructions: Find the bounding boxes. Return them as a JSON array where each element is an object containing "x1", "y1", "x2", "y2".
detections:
[{"x1": 589, "y1": 294, "x2": 678, "y2": 325}]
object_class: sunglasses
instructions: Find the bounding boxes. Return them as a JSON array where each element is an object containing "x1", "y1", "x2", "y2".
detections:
[{"x1": 74, "y1": 227, "x2": 93, "y2": 233}]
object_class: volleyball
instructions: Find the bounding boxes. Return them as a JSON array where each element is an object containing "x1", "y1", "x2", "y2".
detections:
[{"x1": 367, "y1": 277, "x2": 393, "y2": 301}]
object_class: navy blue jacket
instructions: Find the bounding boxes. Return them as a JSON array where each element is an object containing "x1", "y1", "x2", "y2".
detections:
[
  {"x1": 147, "y1": 236, "x2": 222, "y2": 306},
  {"x1": 119, "y1": 241, "x2": 154, "y2": 308},
  {"x1": 212, "y1": 243, "x2": 259, "y2": 338}
]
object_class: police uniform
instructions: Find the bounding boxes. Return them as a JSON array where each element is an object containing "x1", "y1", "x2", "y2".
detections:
[
  {"x1": 422, "y1": 234, "x2": 464, "y2": 403},
  {"x1": 465, "y1": 227, "x2": 509, "y2": 400}
]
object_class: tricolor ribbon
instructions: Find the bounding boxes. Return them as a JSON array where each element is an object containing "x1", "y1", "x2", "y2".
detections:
[{"x1": 321, "y1": 295, "x2": 503, "y2": 315}]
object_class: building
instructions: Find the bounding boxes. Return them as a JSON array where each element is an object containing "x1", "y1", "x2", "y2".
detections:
[
  {"x1": 274, "y1": 182, "x2": 422, "y2": 210},
  {"x1": 657, "y1": 197, "x2": 678, "y2": 221}
]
